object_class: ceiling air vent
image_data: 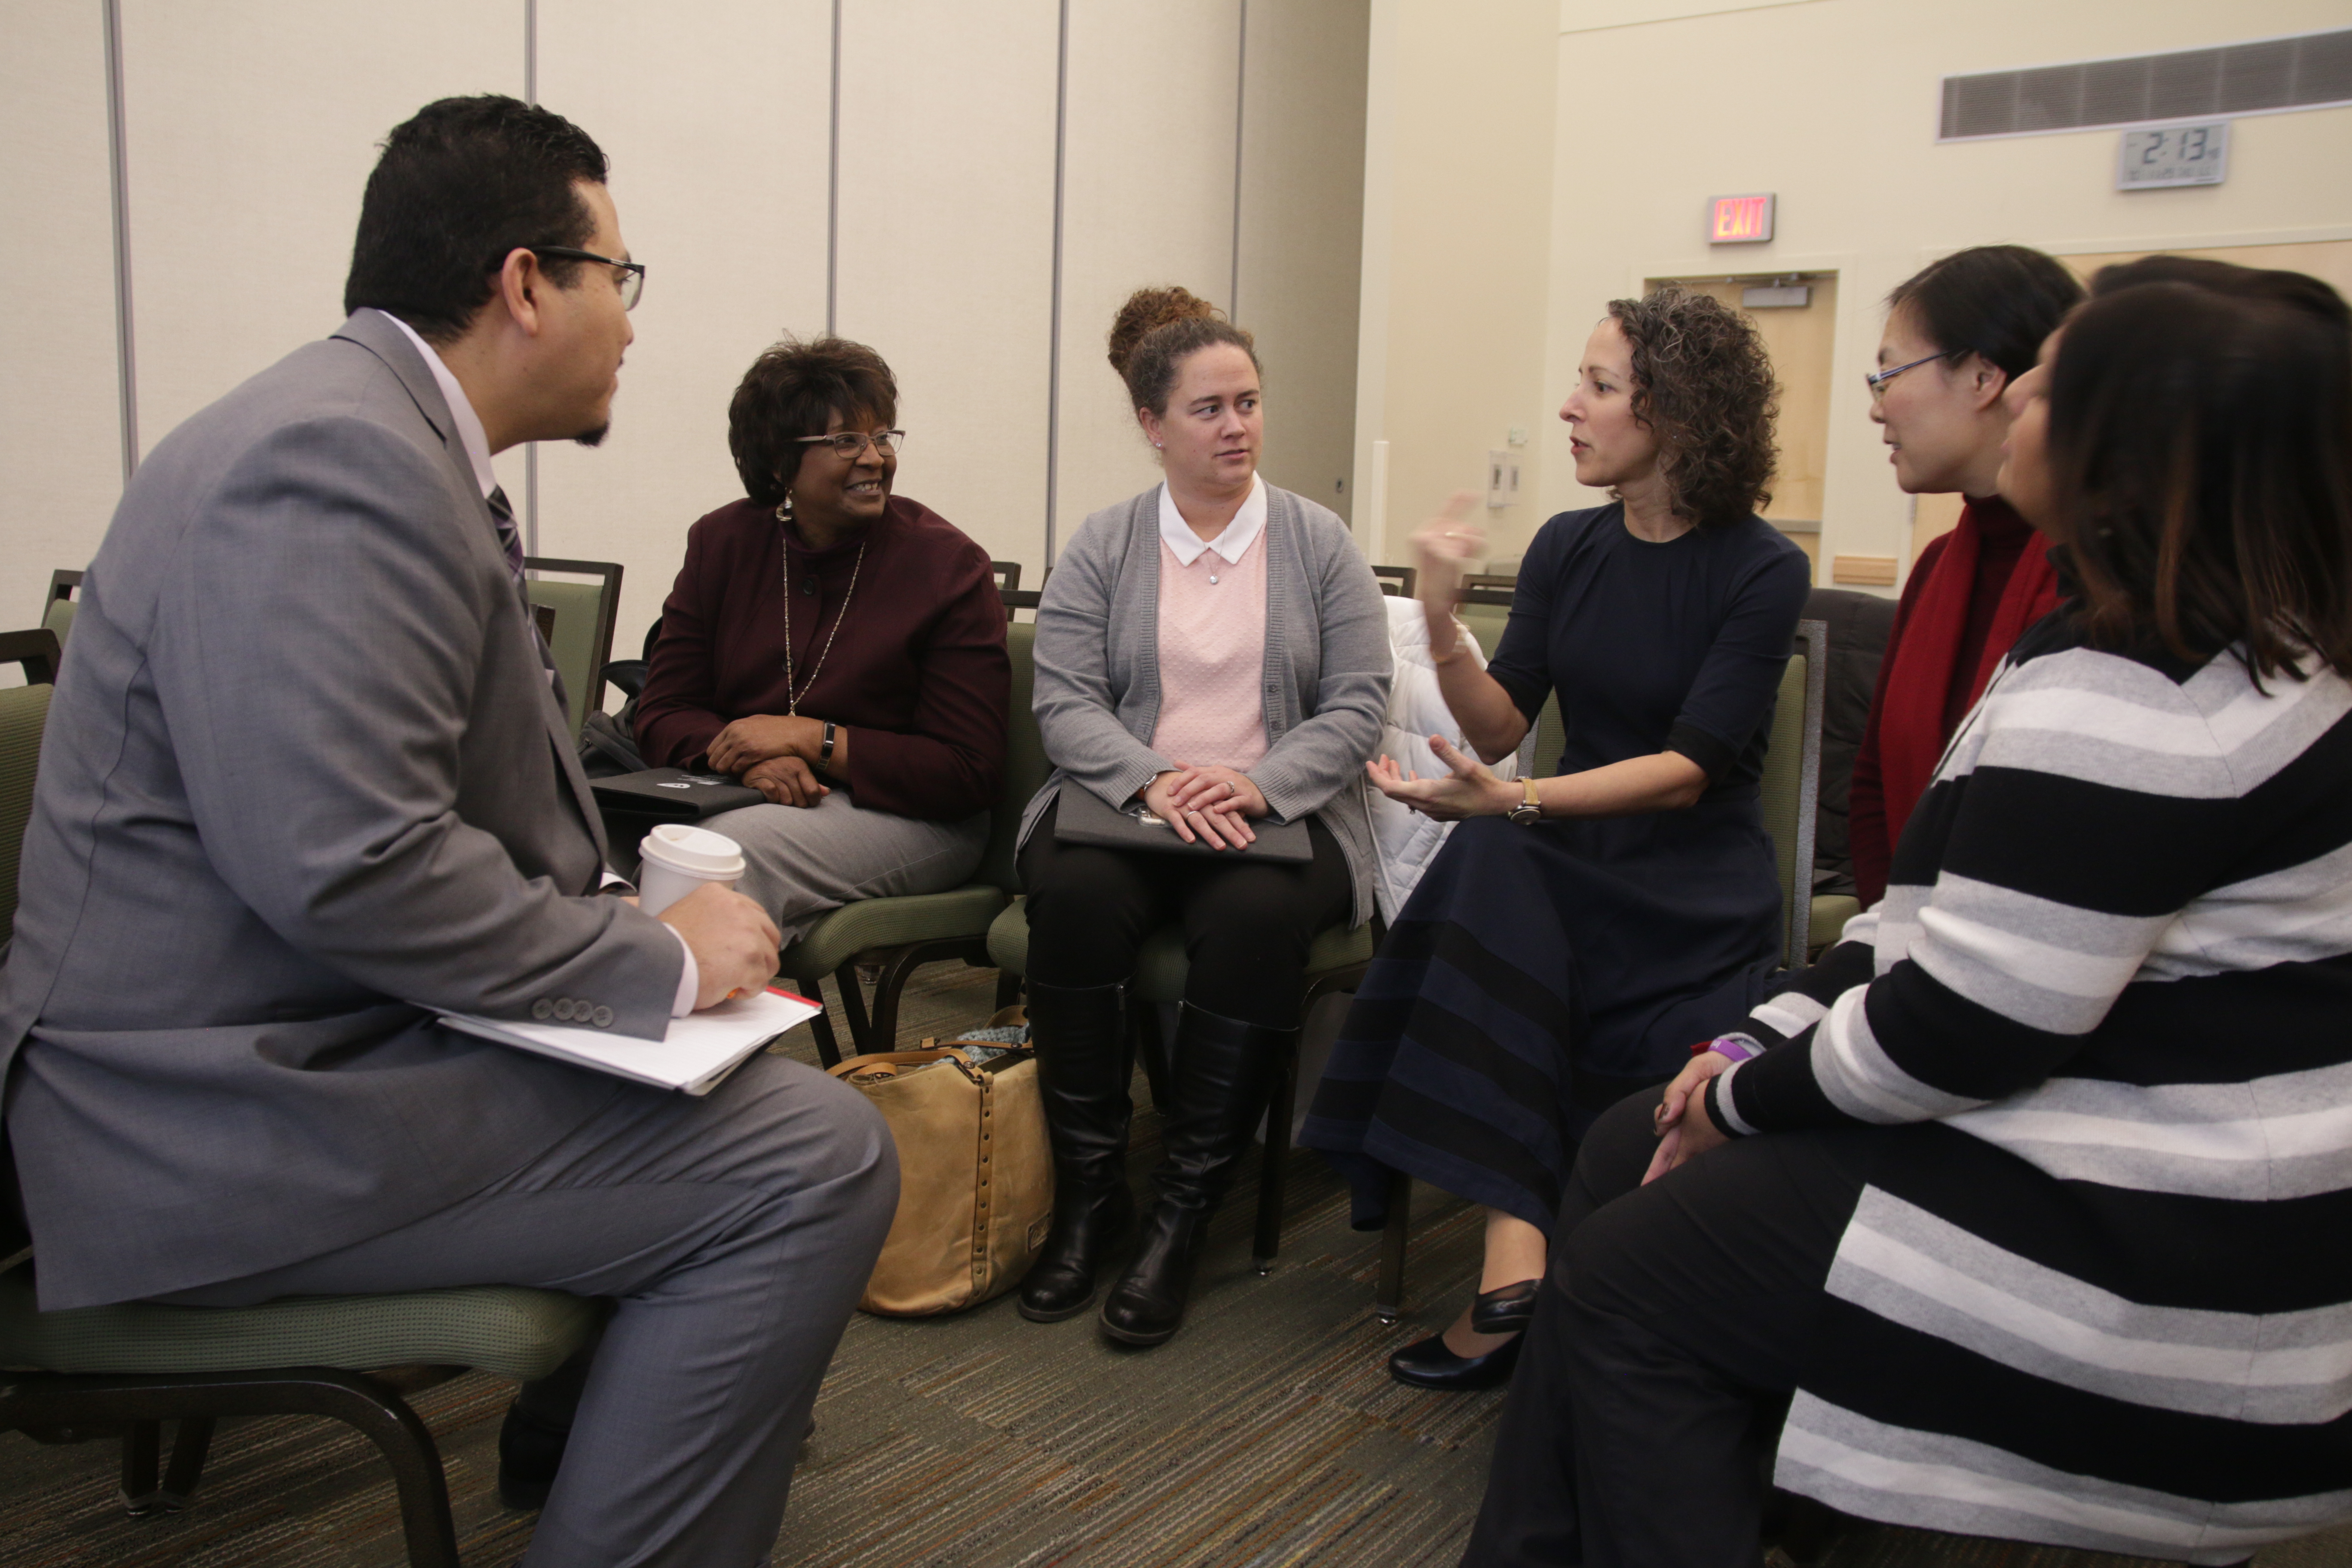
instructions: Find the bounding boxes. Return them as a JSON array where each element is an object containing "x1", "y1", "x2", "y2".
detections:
[{"x1": 1939, "y1": 28, "x2": 2352, "y2": 141}]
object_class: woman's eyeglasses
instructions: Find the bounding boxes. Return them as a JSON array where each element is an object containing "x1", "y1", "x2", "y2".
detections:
[
  {"x1": 1865, "y1": 349, "x2": 1962, "y2": 401},
  {"x1": 796, "y1": 430, "x2": 907, "y2": 459}
]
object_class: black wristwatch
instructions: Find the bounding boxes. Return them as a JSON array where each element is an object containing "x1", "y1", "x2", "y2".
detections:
[
  {"x1": 1506, "y1": 778, "x2": 1543, "y2": 826},
  {"x1": 819, "y1": 721, "x2": 838, "y2": 766}
]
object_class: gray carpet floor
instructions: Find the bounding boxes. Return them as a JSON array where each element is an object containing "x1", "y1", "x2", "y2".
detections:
[{"x1": 2, "y1": 960, "x2": 2345, "y2": 1567}]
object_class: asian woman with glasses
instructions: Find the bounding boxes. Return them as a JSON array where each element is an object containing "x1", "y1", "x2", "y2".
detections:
[
  {"x1": 1847, "y1": 245, "x2": 2084, "y2": 908},
  {"x1": 632, "y1": 336, "x2": 1010, "y2": 943}
]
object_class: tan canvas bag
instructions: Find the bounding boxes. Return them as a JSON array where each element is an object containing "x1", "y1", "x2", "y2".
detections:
[{"x1": 828, "y1": 1041, "x2": 1054, "y2": 1316}]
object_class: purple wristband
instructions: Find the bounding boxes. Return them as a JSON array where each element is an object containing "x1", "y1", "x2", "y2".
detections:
[{"x1": 1705, "y1": 1031, "x2": 1765, "y2": 1064}]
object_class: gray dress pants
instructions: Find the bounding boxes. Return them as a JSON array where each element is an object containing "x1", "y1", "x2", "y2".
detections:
[
  {"x1": 701, "y1": 790, "x2": 989, "y2": 945},
  {"x1": 161, "y1": 1051, "x2": 899, "y2": 1568}
]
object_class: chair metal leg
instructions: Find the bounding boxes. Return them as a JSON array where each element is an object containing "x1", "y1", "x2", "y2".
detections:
[
  {"x1": 994, "y1": 969, "x2": 1023, "y2": 1012},
  {"x1": 865, "y1": 945, "x2": 924, "y2": 1050},
  {"x1": 119, "y1": 1418, "x2": 162, "y2": 1515},
  {"x1": 1374, "y1": 1170, "x2": 1412, "y2": 1323},
  {"x1": 802, "y1": 977, "x2": 844, "y2": 1069},
  {"x1": 833, "y1": 961, "x2": 876, "y2": 1054},
  {"x1": 160, "y1": 1416, "x2": 215, "y2": 1510},
  {"x1": 12, "y1": 1368, "x2": 461, "y2": 1568},
  {"x1": 1254, "y1": 1051, "x2": 1297, "y2": 1274}
]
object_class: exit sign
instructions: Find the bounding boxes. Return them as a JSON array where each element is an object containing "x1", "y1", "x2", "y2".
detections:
[{"x1": 1709, "y1": 193, "x2": 1775, "y2": 244}]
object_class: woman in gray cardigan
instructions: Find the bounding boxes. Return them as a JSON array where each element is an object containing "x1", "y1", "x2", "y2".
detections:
[{"x1": 1015, "y1": 288, "x2": 1389, "y2": 1346}]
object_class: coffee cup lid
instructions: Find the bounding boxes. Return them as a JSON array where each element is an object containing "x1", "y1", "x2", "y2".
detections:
[{"x1": 640, "y1": 823, "x2": 747, "y2": 878}]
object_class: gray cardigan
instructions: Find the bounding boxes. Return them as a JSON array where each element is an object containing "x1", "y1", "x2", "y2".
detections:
[{"x1": 1020, "y1": 482, "x2": 1392, "y2": 928}]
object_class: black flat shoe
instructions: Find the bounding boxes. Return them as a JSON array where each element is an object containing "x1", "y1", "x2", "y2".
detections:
[
  {"x1": 1387, "y1": 1330, "x2": 1522, "y2": 1392},
  {"x1": 1468, "y1": 1277, "x2": 1541, "y2": 1335}
]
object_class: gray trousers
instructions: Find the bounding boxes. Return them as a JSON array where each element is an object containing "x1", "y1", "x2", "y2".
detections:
[
  {"x1": 701, "y1": 791, "x2": 989, "y2": 944},
  {"x1": 162, "y1": 1052, "x2": 899, "y2": 1568}
]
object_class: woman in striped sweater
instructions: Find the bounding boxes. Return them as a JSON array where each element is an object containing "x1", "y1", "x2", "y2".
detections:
[{"x1": 1463, "y1": 265, "x2": 2352, "y2": 1567}]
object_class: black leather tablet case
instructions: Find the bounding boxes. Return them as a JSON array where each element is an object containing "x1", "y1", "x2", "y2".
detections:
[
  {"x1": 1052, "y1": 784, "x2": 1313, "y2": 864},
  {"x1": 590, "y1": 767, "x2": 764, "y2": 824}
]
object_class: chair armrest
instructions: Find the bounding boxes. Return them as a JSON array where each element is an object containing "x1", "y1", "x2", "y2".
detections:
[{"x1": 600, "y1": 658, "x2": 650, "y2": 704}]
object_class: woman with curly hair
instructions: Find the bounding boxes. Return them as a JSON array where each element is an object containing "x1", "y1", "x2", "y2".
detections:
[{"x1": 1302, "y1": 286, "x2": 1810, "y2": 1389}]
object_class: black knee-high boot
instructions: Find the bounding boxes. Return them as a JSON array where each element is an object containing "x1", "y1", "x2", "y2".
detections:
[
  {"x1": 1099, "y1": 1002, "x2": 1294, "y2": 1346},
  {"x1": 1019, "y1": 979, "x2": 1136, "y2": 1322}
]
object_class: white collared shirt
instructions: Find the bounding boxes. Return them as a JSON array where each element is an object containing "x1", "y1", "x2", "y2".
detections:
[
  {"x1": 370, "y1": 309, "x2": 698, "y2": 1017},
  {"x1": 372, "y1": 309, "x2": 497, "y2": 500},
  {"x1": 1157, "y1": 473, "x2": 1267, "y2": 566}
]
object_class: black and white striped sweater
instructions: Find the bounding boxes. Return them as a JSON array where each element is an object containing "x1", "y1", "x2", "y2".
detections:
[{"x1": 1708, "y1": 612, "x2": 2352, "y2": 1564}]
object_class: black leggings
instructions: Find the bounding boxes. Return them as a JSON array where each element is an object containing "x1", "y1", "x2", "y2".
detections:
[
  {"x1": 1018, "y1": 793, "x2": 1353, "y2": 1029},
  {"x1": 1462, "y1": 1090, "x2": 1878, "y2": 1568}
]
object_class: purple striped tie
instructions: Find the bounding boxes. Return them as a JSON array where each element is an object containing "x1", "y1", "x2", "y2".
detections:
[{"x1": 487, "y1": 485, "x2": 527, "y2": 592}]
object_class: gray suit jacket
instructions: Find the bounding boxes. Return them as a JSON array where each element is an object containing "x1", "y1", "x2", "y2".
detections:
[
  {"x1": 1018, "y1": 483, "x2": 1391, "y2": 928},
  {"x1": 0, "y1": 310, "x2": 684, "y2": 1309}
]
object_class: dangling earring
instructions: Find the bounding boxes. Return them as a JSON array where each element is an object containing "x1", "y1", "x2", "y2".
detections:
[{"x1": 775, "y1": 492, "x2": 794, "y2": 524}]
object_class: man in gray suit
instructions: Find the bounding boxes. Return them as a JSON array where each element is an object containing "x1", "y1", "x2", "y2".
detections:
[{"x1": 0, "y1": 97, "x2": 896, "y2": 1567}]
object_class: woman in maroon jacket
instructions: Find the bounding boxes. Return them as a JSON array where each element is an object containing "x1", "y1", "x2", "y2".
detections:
[{"x1": 634, "y1": 337, "x2": 1009, "y2": 940}]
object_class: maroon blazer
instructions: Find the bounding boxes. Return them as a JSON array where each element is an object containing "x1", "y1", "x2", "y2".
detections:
[{"x1": 634, "y1": 495, "x2": 1009, "y2": 822}]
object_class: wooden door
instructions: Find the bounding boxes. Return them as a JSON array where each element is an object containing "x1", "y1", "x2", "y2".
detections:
[{"x1": 1651, "y1": 273, "x2": 1838, "y2": 577}]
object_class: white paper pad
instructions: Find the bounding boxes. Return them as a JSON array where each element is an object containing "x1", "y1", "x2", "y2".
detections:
[{"x1": 436, "y1": 986, "x2": 822, "y2": 1095}]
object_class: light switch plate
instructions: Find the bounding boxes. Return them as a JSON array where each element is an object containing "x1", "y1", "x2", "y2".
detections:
[{"x1": 1486, "y1": 450, "x2": 1521, "y2": 509}]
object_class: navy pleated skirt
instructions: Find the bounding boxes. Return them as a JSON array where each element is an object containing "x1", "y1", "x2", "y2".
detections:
[{"x1": 1302, "y1": 795, "x2": 1783, "y2": 1236}]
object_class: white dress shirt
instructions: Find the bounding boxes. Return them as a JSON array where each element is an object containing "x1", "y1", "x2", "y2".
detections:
[{"x1": 371, "y1": 310, "x2": 699, "y2": 1017}]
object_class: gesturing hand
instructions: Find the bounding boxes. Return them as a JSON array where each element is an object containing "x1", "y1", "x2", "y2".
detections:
[
  {"x1": 1410, "y1": 492, "x2": 1486, "y2": 613},
  {"x1": 1642, "y1": 1050, "x2": 1735, "y2": 1185},
  {"x1": 707, "y1": 714, "x2": 820, "y2": 775},
  {"x1": 1365, "y1": 735, "x2": 1516, "y2": 822},
  {"x1": 744, "y1": 755, "x2": 829, "y2": 808},
  {"x1": 1141, "y1": 768, "x2": 1256, "y2": 851}
]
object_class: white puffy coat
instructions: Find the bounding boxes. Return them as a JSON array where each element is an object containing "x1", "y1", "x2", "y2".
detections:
[{"x1": 1370, "y1": 596, "x2": 1520, "y2": 923}]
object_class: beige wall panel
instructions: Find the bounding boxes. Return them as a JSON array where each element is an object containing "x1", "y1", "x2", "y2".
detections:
[
  {"x1": 1239, "y1": 0, "x2": 1370, "y2": 526},
  {"x1": 532, "y1": 0, "x2": 833, "y2": 653},
  {"x1": 832, "y1": 0, "x2": 1060, "y2": 574},
  {"x1": 1541, "y1": 0, "x2": 2352, "y2": 591},
  {"x1": 0, "y1": 1, "x2": 119, "y2": 631},
  {"x1": 119, "y1": 0, "x2": 522, "y2": 462},
  {"x1": 1358, "y1": 0, "x2": 1559, "y2": 570},
  {"x1": 1051, "y1": 2, "x2": 1240, "y2": 554}
]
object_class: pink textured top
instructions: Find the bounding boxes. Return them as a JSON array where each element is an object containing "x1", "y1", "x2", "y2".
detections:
[{"x1": 1150, "y1": 478, "x2": 1270, "y2": 771}]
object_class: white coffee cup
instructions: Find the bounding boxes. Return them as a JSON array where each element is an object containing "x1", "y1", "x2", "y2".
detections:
[{"x1": 635, "y1": 824, "x2": 748, "y2": 917}]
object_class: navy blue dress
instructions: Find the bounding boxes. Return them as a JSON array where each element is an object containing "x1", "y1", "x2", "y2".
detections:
[{"x1": 1302, "y1": 505, "x2": 1811, "y2": 1234}]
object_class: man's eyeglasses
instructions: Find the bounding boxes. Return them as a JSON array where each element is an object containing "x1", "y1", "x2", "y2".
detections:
[
  {"x1": 521, "y1": 246, "x2": 646, "y2": 311},
  {"x1": 1865, "y1": 349, "x2": 1961, "y2": 401},
  {"x1": 796, "y1": 430, "x2": 907, "y2": 459}
]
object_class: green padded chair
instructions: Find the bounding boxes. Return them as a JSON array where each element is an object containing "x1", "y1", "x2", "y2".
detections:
[
  {"x1": 523, "y1": 557, "x2": 623, "y2": 740},
  {"x1": 41, "y1": 570, "x2": 82, "y2": 647},
  {"x1": 0, "y1": 624, "x2": 600, "y2": 1567},
  {"x1": 777, "y1": 618, "x2": 1047, "y2": 1065},
  {"x1": 1367, "y1": 618, "x2": 1828, "y2": 1322}
]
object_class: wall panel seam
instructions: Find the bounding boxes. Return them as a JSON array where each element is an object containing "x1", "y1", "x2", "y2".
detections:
[
  {"x1": 1230, "y1": 0, "x2": 1247, "y2": 315},
  {"x1": 104, "y1": 0, "x2": 138, "y2": 481},
  {"x1": 1044, "y1": 0, "x2": 1070, "y2": 565}
]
